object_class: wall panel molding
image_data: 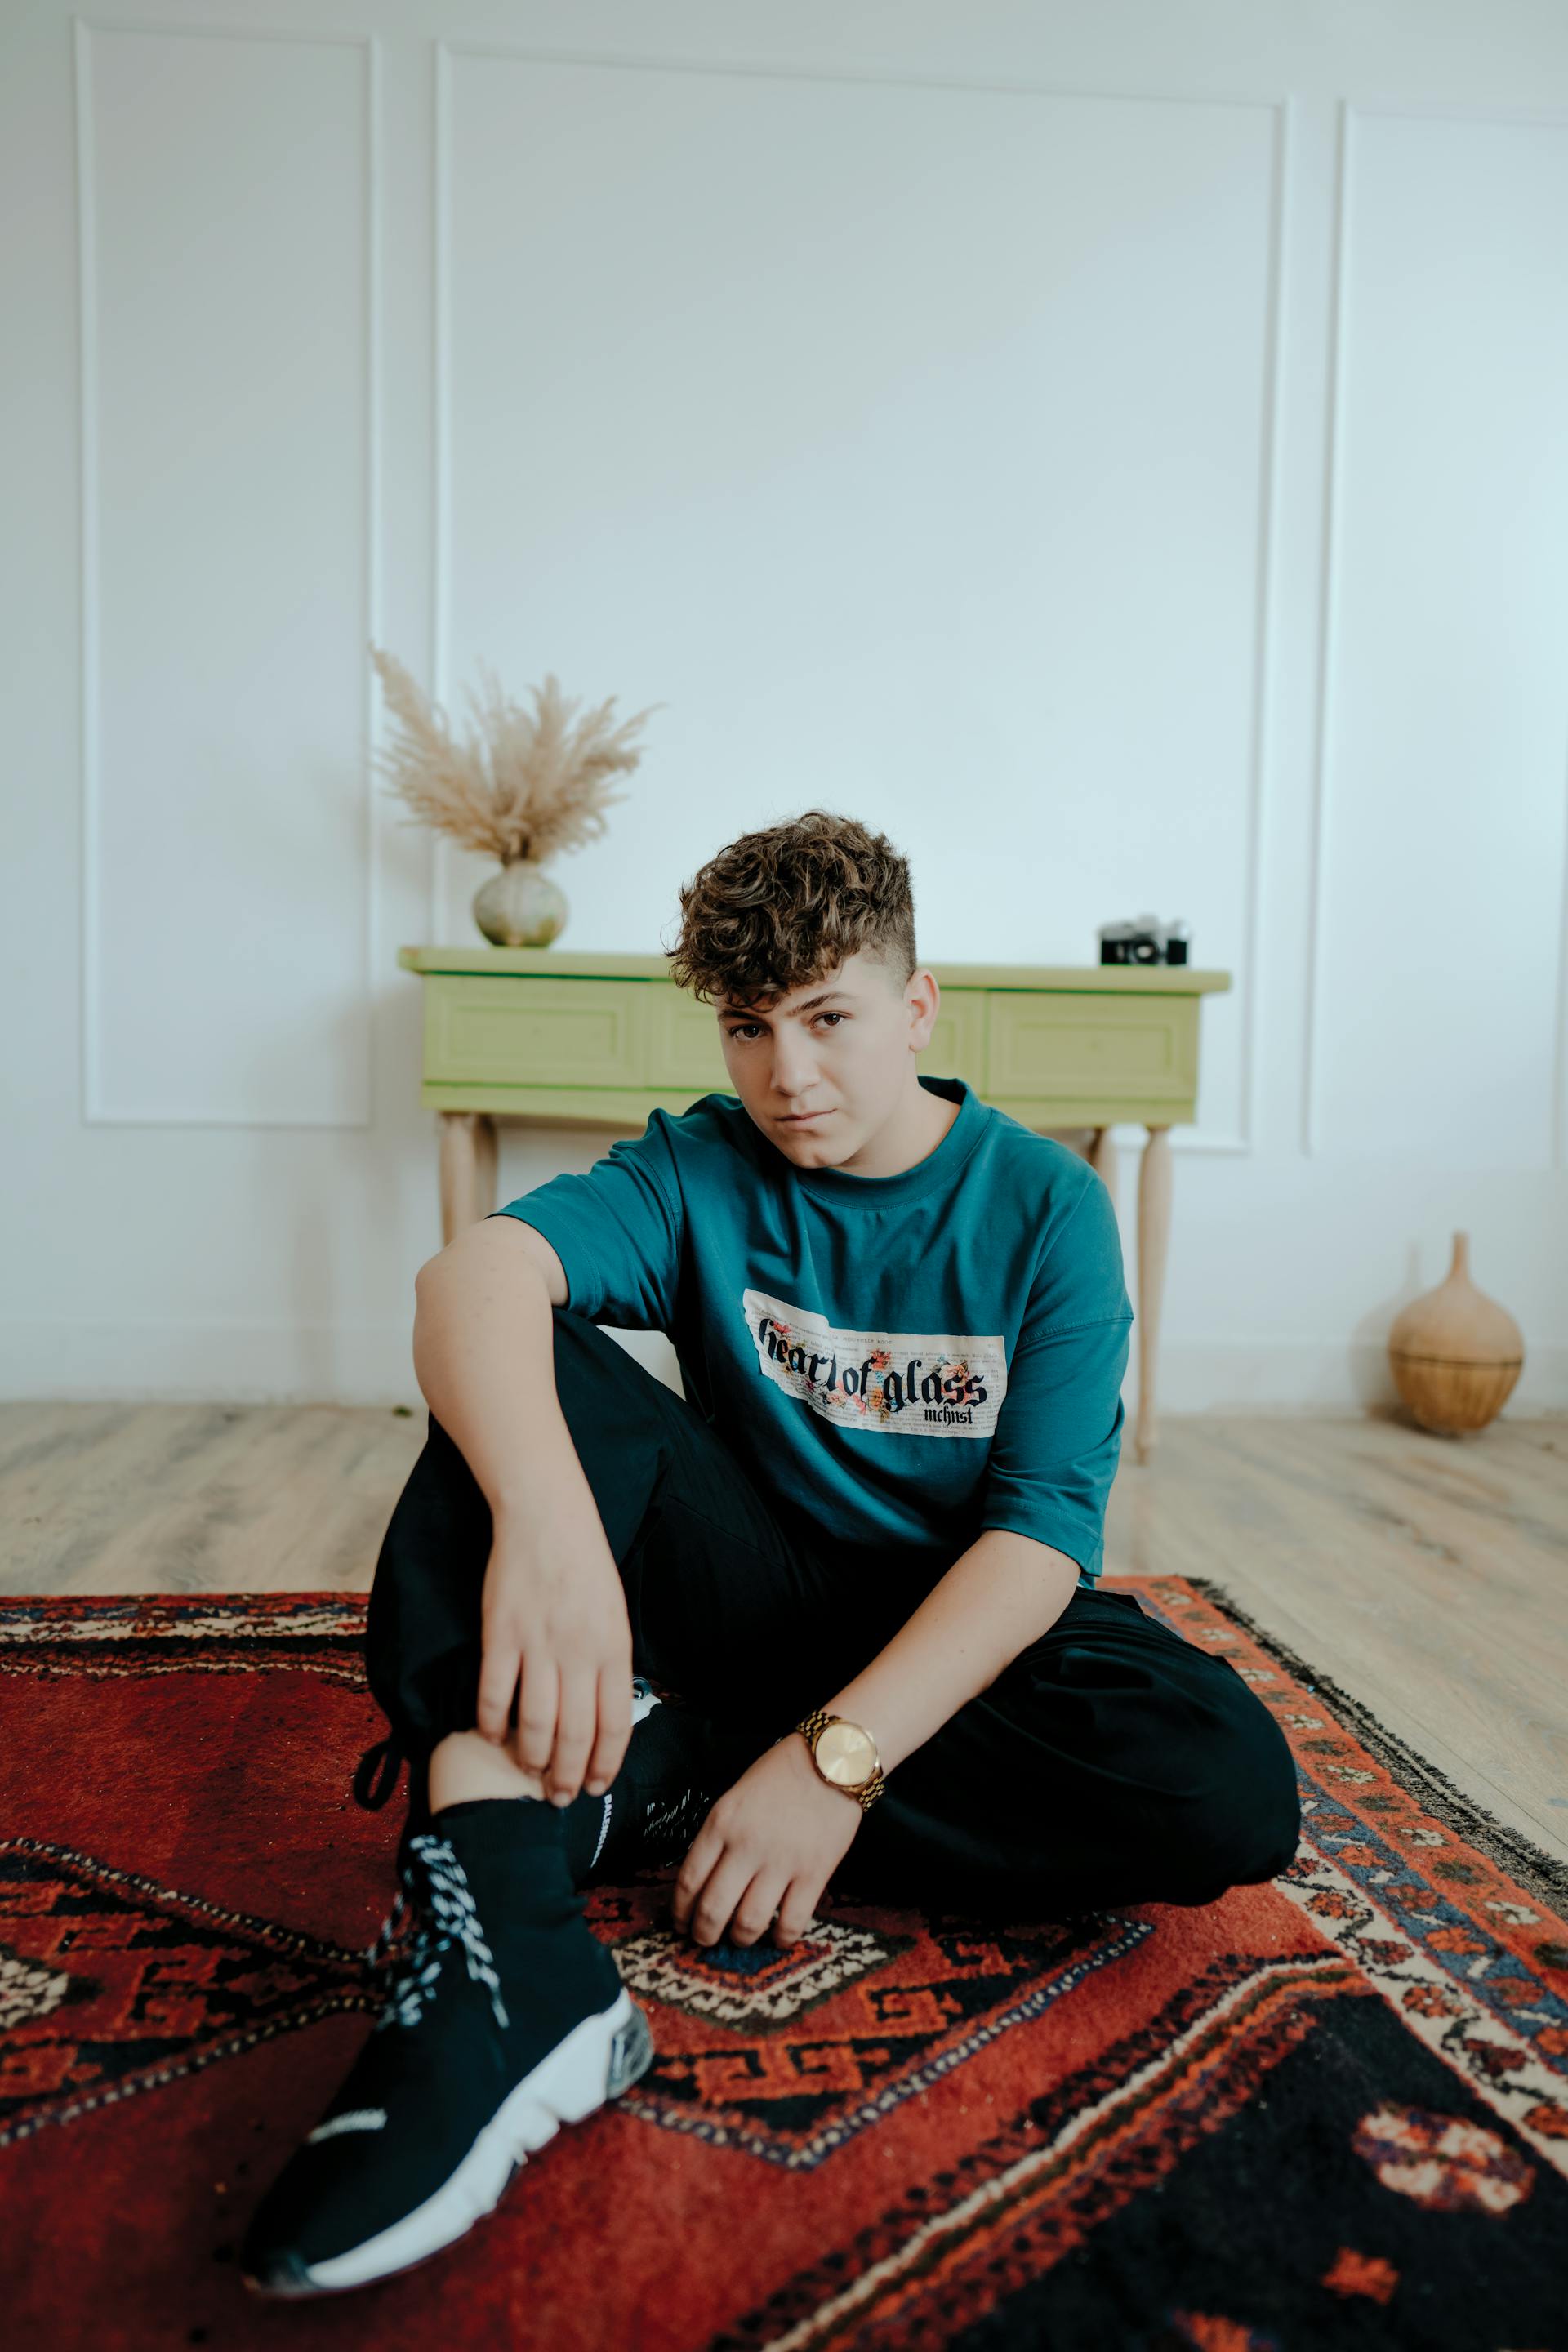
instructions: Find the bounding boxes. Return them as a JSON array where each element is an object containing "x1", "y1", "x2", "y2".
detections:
[
  {"x1": 430, "y1": 42, "x2": 1285, "y2": 1156},
  {"x1": 74, "y1": 16, "x2": 383, "y2": 1128},
  {"x1": 1303, "y1": 98, "x2": 1568, "y2": 1166}
]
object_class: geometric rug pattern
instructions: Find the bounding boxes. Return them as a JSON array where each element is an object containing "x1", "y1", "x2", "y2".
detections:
[{"x1": 2, "y1": 1581, "x2": 1565, "y2": 2350}]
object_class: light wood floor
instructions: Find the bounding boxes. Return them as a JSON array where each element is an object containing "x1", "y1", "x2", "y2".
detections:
[{"x1": 2, "y1": 1401, "x2": 1564, "y2": 1869}]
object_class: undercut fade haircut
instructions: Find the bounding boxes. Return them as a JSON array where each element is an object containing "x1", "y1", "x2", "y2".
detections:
[{"x1": 664, "y1": 810, "x2": 918, "y2": 1014}]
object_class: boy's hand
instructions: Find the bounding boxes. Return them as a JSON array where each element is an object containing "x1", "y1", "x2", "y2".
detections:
[
  {"x1": 670, "y1": 1732, "x2": 863, "y2": 1949},
  {"x1": 475, "y1": 1513, "x2": 634, "y2": 1805}
]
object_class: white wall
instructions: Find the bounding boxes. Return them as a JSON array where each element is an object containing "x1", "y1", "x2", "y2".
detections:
[{"x1": 3, "y1": 0, "x2": 1566, "y2": 1409}]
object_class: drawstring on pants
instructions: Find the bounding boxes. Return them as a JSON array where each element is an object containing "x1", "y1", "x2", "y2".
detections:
[{"x1": 353, "y1": 1731, "x2": 405, "y2": 1811}]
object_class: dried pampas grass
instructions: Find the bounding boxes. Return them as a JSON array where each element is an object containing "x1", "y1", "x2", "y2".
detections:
[{"x1": 369, "y1": 645, "x2": 663, "y2": 866}]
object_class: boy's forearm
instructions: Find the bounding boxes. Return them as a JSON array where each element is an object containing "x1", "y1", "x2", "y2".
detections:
[
  {"x1": 813, "y1": 1530, "x2": 1081, "y2": 1775},
  {"x1": 412, "y1": 1252, "x2": 592, "y2": 1526}
]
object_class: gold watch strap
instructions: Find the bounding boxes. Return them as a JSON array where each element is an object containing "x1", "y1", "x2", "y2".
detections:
[{"x1": 791, "y1": 1708, "x2": 887, "y2": 1811}]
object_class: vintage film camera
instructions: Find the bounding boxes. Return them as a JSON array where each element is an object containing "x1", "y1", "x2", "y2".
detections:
[{"x1": 1098, "y1": 913, "x2": 1189, "y2": 966}]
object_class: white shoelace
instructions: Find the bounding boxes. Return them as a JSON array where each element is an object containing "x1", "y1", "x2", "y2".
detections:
[{"x1": 371, "y1": 1833, "x2": 510, "y2": 2034}]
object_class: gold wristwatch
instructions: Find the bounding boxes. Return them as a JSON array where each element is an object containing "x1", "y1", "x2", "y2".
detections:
[{"x1": 779, "y1": 1708, "x2": 887, "y2": 1811}]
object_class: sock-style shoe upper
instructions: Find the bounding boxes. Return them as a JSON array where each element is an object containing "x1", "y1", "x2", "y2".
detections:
[
  {"x1": 351, "y1": 1676, "x2": 762, "y2": 1896},
  {"x1": 241, "y1": 1799, "x2": 627, "y2": 2289},
  {"x1": 572, "y1": 1688, "x2": 724, "y2": 1886}
]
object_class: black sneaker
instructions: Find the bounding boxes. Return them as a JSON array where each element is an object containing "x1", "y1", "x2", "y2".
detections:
[
  {"x1": 240, "y1": 1804, "x2": 654, "y2": 2297},
  {"x1": 352, "y1": 1678, "x2": 727, "y2": 1890},
  {"x1": 577, "y1": 1678, "x2": 726, "y2": 1886}
]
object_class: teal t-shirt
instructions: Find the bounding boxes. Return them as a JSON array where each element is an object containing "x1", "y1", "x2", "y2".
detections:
[{"x1": 487, "y1": 1075, "x2": 1133, "y2": 1587}]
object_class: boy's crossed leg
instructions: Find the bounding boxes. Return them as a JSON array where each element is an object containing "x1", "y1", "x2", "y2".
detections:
[{"x1": 241, "y1": 1308, "x2": 1298, "y2": 2297}]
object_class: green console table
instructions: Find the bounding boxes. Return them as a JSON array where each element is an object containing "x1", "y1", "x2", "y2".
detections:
[{"x1": 398, "y1": 947, "x2": 1231, "y2": 1465}]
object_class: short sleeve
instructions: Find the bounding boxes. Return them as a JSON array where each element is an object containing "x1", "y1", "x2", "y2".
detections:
[
  {"x1": 978, "y1": 1169, "x2": 1134, "y2": 1581},
  {"x1": 486, "y1": 1110, "x2": 684, "y2": 1333}
]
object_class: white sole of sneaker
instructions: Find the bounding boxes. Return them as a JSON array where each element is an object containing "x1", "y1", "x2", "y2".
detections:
[{"x1": 247, "y1": 1986, "x2": 654, "y2": 2297}]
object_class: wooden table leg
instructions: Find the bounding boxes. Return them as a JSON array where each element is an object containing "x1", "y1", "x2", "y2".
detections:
[
  {"x1": 439, "y1": 1111, "x2": 498, "y2": 1244},
  {"x1": 474, "y1": 1112, "x2": 498, "y2": 1220},
  {"x1": 1086, "y1": 1125, "x2": 1119, "y2": 1199},
  {"x1": 1134, "y1": 1124, "x2": 1172, "y2": 1464}
]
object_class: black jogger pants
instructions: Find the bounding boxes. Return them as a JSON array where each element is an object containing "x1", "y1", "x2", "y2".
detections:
[{"x1": 355, "y1": 1306, "x2": 1301, "y2": 1919}]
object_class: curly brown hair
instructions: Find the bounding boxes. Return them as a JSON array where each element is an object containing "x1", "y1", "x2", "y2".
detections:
[{"x1": 664, "y1": 809, "x2": 918, "y2": 1012}]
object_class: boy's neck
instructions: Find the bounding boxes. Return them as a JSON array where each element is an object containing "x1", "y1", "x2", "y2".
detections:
[{"x1": 817, "y1": 1078, "x2": 962, "y2": 1182}]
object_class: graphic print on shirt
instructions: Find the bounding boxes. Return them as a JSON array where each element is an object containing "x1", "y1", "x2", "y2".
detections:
[{"x1": 741, "y1": 1288, "x2": 1008, "y2": 1439}]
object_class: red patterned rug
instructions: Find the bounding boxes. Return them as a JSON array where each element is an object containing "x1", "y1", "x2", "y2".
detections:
[{"x1": 2, "y1": 1581, "x2": 1566, "y2": 2350}]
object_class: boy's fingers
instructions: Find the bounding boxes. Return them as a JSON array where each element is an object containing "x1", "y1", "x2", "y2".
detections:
[
  {"x1": 548, "y1": 1668, "x2": 599, "y2": 1804},
  {"x1": 512, "y1": 1653, "x2": 559, "y2": 1778},
  {"x1": 474, "y1": 1638, "x2": 519, "y2": 1744},
  {"x1": 584, "y1": 1660, "x2": 633, "y2": 1794}
]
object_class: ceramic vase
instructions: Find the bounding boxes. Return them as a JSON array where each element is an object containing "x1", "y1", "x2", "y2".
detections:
[
  {"x1": 1387, "y1": 1232, "x2": 1524, "y2": 1435},
  {"x1": 472, "y1": 858, "x2": 568, "y2": 948}
]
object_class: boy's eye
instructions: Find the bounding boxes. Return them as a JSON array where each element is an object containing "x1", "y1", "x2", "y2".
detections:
[{"x1": 725, "y1": 1011, "x2": 845, "y2": 1041}]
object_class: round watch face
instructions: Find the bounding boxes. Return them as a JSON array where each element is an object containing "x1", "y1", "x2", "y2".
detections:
[{"x1": 816, "y1": 1720, "x2": 876, "y2": 1786}]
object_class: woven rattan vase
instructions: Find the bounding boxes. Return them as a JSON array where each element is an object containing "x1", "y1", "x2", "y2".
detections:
[{"x1": 1387, "y1": 1232, "x2": 1523, "y2": 1435}]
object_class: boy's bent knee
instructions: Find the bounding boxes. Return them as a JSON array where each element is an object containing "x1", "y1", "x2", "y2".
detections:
[{"x1": 1178, "y1": 1760, "x2": 1301, "y2": 1895}]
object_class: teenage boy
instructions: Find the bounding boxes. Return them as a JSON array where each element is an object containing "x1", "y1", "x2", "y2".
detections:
[{"x1": 241, "y1": 810, "x2": 1299, "y2": 2297}]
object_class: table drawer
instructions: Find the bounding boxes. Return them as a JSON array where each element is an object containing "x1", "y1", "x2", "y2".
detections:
[
  {"x1": 985, "y1": 991, "x2": 1196, "y2": 1107},
  {"x1": 645, "y1": 989, "x2": 733, "y2": 1090},
  {"x1": 425, "y1": 976, "x2": 651, "y2": 1089},
  {"x1": 919, "y1": 988, "x2": 987, "y2": 1084}
]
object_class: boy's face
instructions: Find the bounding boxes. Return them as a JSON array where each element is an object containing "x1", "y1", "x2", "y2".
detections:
[{"x1": 713, "y1": 947, "x2": 940, "y2": 1165}]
